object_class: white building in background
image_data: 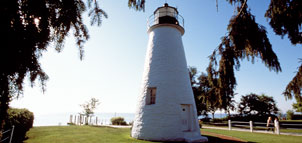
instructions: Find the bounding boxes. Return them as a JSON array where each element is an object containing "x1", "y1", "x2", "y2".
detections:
[{"x1": 131, "y1": 3, "x2": 208, "y2": 143}]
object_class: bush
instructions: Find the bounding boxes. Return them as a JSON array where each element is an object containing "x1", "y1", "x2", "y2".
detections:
[
  {"x1": 198, "y1": 120, "x2": 203, "y2": 128},
  {"x1": 228, "y1": 114, "x2": 277, "y2": 122},
  {"x1": 199, "y1": 117, "x2": 211, "y2": 122},
  {"x1": 128, "y1": 121, "x2": 133, "y2": 126},
  {"x1": 67, "y1": 122, "x2": 76, "y2": 126},
  {"x1": 110, "y1": 117, "x2": 127, "y2": 125},
  {"x1": 3, "y1": 108, "x2": 34, "y2": 143},
  {"x1": 212, "y1": 117, "x2": 229, "y2": 123},
  {"x1": 286, "y1": 110, "x2": 294, "y2": 120},
  {"x1": 292, "y1": 114, "x2": 302, "y2": 120}
]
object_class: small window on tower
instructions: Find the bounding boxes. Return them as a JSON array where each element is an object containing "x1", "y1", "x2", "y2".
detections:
[{"x1": 146, "y1": 87, "x2": 157, "y2": 105}]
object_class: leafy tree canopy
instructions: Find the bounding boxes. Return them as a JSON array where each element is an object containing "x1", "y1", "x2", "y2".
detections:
[
  {"x1": 286, "y1": 110, "x2": 294, "y2": 120},
  {"x1": 238, "y1": 93, "x2": 279, "y2": 116},
  {"x1": 284, "y1": 60, "x2": 302, "y2": 100},
  {"x1": 292, "y1": 97, "x2": 302, "y2": 113},
  {"x1": 0, "y1": 0, "x2": 107, "y2": 135},
  {"x1": 189, "y1": 67, "x2": 236, "y2": 119},
  {"x1": 129, "y1": 0, "x2": 302, "y2": 113},
  {"x1": 189, "y1": 67, "x2": 208, "y2": 116},
  {"x1": 80, "y1": 97, "x2": 100, "y2": 119},
  {"x1": 208, "y1": 0, "x2": 281, "y2": 106},
  {"x1": 265, "y1": 0, "x2": 302, "y2": 45}
]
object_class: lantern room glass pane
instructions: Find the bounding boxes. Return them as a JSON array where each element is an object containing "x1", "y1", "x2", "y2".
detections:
[{"x1": 154, "y1": 7, "x2": 178, "y2": 25}]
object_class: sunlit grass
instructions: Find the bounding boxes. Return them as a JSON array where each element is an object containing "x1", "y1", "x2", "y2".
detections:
[
  {"x1": 25, "y1": 126, "x2": 302, "y2": 143},
  {"x1": 201, "y1": 128, "x2": 302, "y2": 143},
  {"x1": 25, "y1": 126, "x2": 152, "y2": 143}
]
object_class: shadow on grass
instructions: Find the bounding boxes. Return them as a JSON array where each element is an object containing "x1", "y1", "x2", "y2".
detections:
[
  {"x1": 146, "y1": 135, "x2": 255, "y2": 143},
  {"x1": 90, "y1": 126, "x2": 256, "y2": 143},
  {"x1": 203, "y1": 135, "x2": 256, "y2": 143}
]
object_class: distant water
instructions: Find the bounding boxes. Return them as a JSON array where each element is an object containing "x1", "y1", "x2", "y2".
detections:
[
  {"x1": 33, "y1": 112, "x2": 228, "y2": 126},
  {"x1": 33, "y1": 112, "x2": 135, "y2": 126},
  {"x1": 199, "y1": 113, "x2": 228, "y2": 119}
]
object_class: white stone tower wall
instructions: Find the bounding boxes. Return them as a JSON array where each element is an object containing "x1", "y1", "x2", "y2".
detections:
[{"x1": 131, "y1": 25, "x2": 201, "y2": 141}]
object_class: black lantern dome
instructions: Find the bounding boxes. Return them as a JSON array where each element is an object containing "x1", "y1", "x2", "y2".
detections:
[{"x1": 148, "y1": 3, "x2": 184, "y2": 30}]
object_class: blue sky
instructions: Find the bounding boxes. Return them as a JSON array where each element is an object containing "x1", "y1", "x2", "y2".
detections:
[{"x1": 11, "y1": 0, "x2": 302, "y2": 115}]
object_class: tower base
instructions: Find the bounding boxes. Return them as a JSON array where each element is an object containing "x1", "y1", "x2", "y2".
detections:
[
  {"x1": 132, "y1": 131, "x2": 208, "y2": 143},
  {"x1": 184, "y1": 132, "x2": 208, "y2": 143}
]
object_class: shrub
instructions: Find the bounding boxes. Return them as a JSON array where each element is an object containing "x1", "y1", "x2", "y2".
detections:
[
  {"x1": 3, "y1": 108, "x2": 34, "y2": 143},
  {"x1": 212, "y1": 117, "x2": 229, "y2": 123},
  {"x1": 286, "y1": 110, "x2": 294, "y2": 120},
  {"x1": 292, "y1": 114, "x2": 302, "y2": 120},
  {"x1": 67, "y1": 122, "x2": 76, "y2": 126},
  {"x1": 128, "y1": 121, "x2": 133, "y2": 126},
  {"x1": 198, "y1": 120, "x2": 203, "y2": 128},
  {"x1": 110, "y1": 117, "x2": 127, "y2": 125},
  {"x1": 199, "y1": 117, "x2": 211, "y2": 122},
  {"x1": 227, "y1": 114, "x2": 277, "y2": 122}
]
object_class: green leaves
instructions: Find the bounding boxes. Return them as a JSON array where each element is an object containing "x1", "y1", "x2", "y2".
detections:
[
  {"x1": 292, "y1": 99, "x2": 302, "y2": 113},
  {"x1": 266, "y1": 0, "x2": 302, "y2": 102},
  {"x1": 4, "y1": 108, "x2": 34, "y2": 143},
  {"x1": 228, "y1": 8, "x2": 281, "y2": 72},
  {"x1": 88, "y1": 0, "x2": 108, "y2": 26},
  {"x1": 208, "y1": 3, "x2": 281, "y2": 104},
  {"x1": 128, "y1": 0, "x2": 145, "y2": 11},
  {"x1": 80, "y1": 98, "x2": 100, "y2": 117},
  {"x1": 284, "y1": 62, "x2": 302, "y2": 100},
  {"x1": 189, "y1": 67, "x2": 234, "y2": 117},
  {"x1": 0, "y1": 0, "x2": 107, "y2": 133},
  {"x1": 238, "y1": 93, "x2": 279, "y2": 116},
  {"x1": 265, "y1": 0, "x2": 302, "y2": 44}
]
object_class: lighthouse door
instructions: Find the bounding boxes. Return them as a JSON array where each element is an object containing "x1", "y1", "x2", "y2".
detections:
[{"x1": 181, "y1": 104, "x2": 191, "y2": 131}]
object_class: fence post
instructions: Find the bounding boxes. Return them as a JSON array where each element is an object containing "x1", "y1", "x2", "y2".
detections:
[
  {"x1": 76, "y1": 115, "x2": 78, "y2": 125},
  {"x1": 9, "y1": 125, "x2": 15, "y2": 143},
  {"x1": 79, "y1": 115, "x2": 81, "y2": 125},
  {"x1": 275, "y1": 120, "x2": 280, "y2": 135},
  {"x1": 249, "y1": 121, "x2": 253, "y2": 132},
  {"x1": 78, "y1": 115, "x2": 80, "y2": 125},
  {"x1": 70, "y1": 115, "x2": 73, "y2": 123},
  {"x1": 228, "y1": 120, "x2": 232, "y2": 130},
  {"x1": 74, "y1": 115, "x2": 76, "y2": 124}
]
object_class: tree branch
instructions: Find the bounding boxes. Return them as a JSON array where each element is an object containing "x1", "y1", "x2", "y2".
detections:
[{"x1": 236, "y1": 0, "x2": 247, "y2": 17}]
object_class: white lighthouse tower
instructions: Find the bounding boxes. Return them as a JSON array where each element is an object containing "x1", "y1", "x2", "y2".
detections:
[{"x1": 131, "y1": 3, "x2": 207, "y2": 142}]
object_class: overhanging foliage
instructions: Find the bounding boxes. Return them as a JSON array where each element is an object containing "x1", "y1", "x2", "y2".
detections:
[{"x1": 0, "y1": 0, "x2": 107, "y2": 135}]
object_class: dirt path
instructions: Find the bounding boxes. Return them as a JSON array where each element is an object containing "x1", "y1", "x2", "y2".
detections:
[{"x1": 202, "y1": 130, "x2": 248, "y2": 143}]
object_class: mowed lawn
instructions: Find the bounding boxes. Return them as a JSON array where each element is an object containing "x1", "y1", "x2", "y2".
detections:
[
  {"x1": 201, "y1": 128, "x2": 302, "y2": 143},
  {"x1": 25, "y1": 126, "x2": 302, "y2": 143},
  {"x1": 25, "y1": 126, "x2": 152, "y2": 143}
]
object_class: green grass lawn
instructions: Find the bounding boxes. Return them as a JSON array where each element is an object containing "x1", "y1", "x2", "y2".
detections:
[
  {"x1": 203, "y1": 122, "x2": 302, "y2": 133},
  {"x1": 280, "y1": 120, "x2": 302, "y2": 122},
  {"x1": 201, "y1": 128, "x2": 302, "y2": 143},
  {"x1": 25, "y1": 126, "x2": 153, "y2": 143},
  {"x1": 280, "y1": 129, "x2": 302, "y2": 133},
  {"x1": 24, "y1": 126, "x2": 302, "y2": 143}
]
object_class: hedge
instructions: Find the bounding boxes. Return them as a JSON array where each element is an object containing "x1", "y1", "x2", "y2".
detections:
[
  {"x1": 3, "y1": 108, "x2": 34, "y2": 143},
  {"x1": 110, "y1": 117, "x2": 127, "y2": 125}
]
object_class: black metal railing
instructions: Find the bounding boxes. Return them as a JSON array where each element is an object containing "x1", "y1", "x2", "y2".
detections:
[
  {"x1": 0, "y1": 125, "x2": 15, "y2": 143},
  {"x1": 147, "y1": 12, "x2": 184, "y2": 28}
]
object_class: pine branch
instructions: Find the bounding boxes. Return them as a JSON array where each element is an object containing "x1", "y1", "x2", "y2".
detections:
[{"x1": 236, "y1": 0, "x2": 247, "y2": 18}]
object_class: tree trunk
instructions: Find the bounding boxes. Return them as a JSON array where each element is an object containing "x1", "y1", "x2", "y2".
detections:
[
  {"x1": 0, "y1": 79, "x2": 10, "y2": 140},
  {"x1": 212, "y1": 112, "x2": 215, "y2": 120}
]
